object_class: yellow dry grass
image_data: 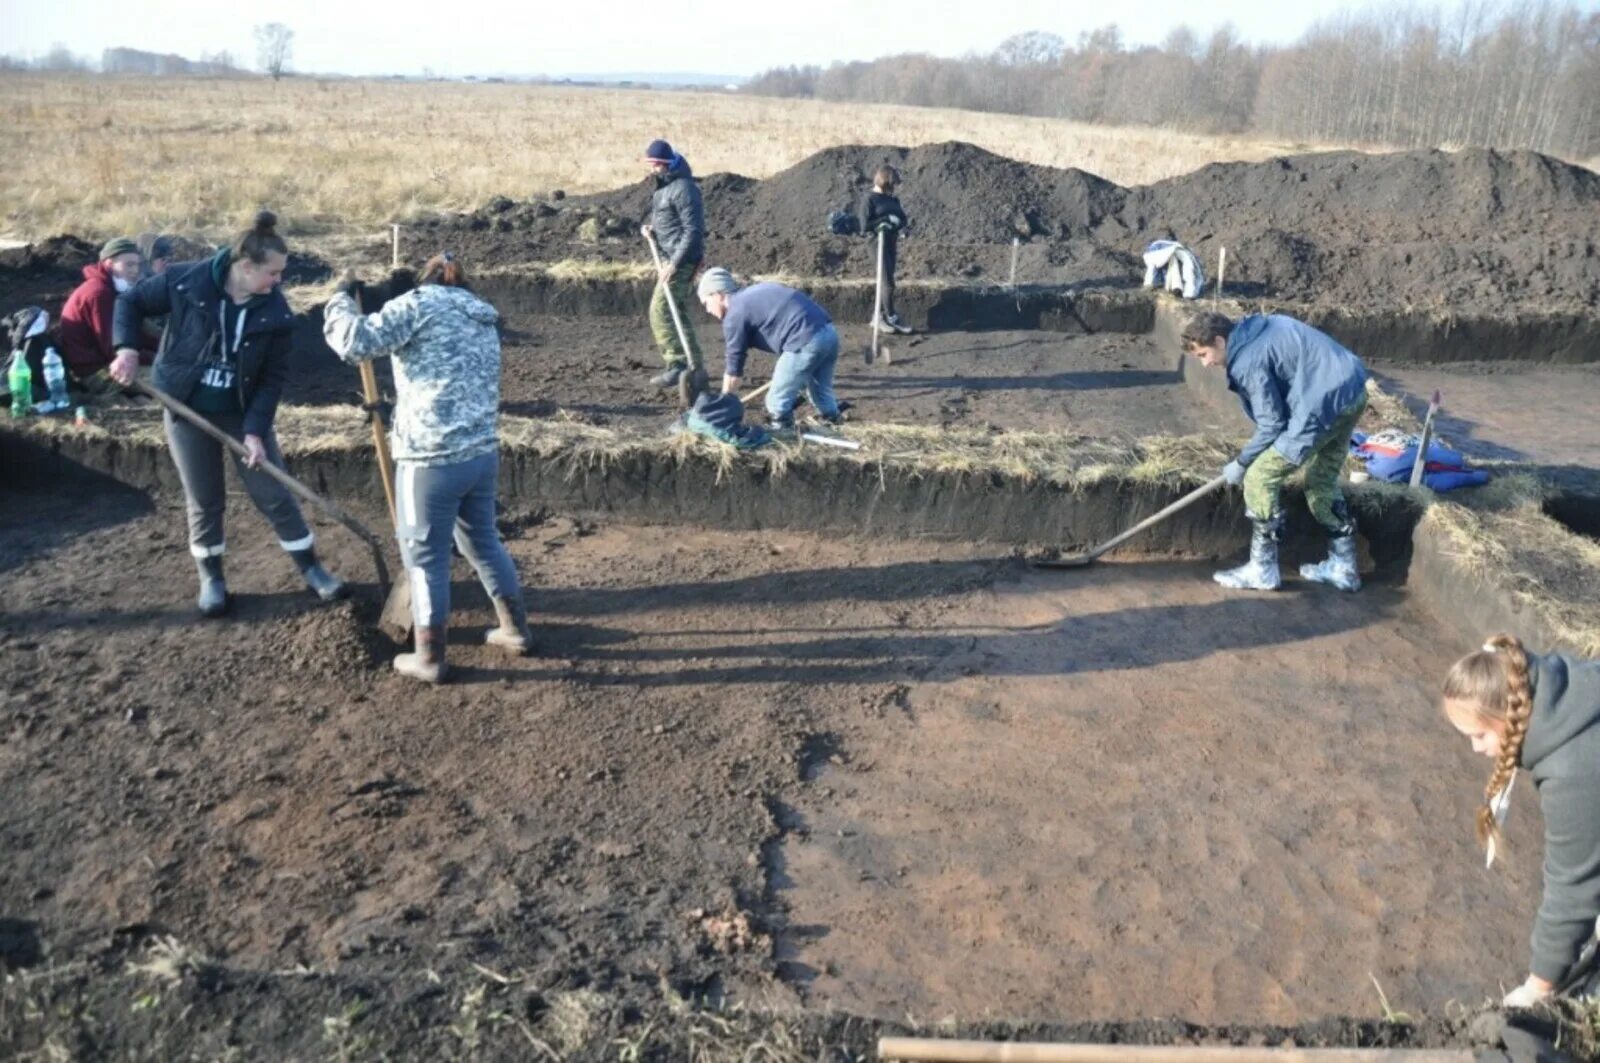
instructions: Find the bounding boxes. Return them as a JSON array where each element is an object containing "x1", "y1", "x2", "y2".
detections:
[{"x1": 2, "y1": 73, "x2": 1324, "y2": 244}]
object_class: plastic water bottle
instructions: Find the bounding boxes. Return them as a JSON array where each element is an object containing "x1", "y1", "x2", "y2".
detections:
[
  {"x1": 42, "y1": 347, "x2": 67, "y2": 410},
  {"x1": 7, "y1": 350, "x2": 31, "y2": 418}
]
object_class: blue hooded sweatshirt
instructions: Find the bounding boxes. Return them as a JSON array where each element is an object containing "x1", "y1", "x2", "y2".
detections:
[{"x1": 1225, "y1": 314, "x2": 1369, "y2": 467}]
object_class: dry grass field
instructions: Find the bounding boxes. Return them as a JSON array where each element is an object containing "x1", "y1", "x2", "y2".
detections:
[{"x1": 2, "y1": 74, "x2": 1325, "y2": 244}]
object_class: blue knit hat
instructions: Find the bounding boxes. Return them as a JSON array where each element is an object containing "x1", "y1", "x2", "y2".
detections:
[{"x1": 642, "y1": 139, "x2": 674, "y2": 163}]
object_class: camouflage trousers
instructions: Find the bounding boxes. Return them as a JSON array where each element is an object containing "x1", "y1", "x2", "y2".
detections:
[
  {"x1": 1242, "y1": 392, "x2": 1367, "y2": 533},
  {"x1": 649, "y1": 262, "x2": 703, "y2": 367}
]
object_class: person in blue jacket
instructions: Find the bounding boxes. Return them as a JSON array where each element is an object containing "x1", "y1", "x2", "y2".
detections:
[
  {"x1": 696, "y1": 267, "x2": 840, "y2": 432},
  {"x1": 1181, "y1": 311, "x2": 1369, "y2": 592}
]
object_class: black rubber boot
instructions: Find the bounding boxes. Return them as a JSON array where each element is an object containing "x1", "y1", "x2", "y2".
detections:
[
  {"x1": 195, "y1": 556, "x2": 229, "y2": 618},
  {"x1": 289, "y1": 547, "x2": 350, "y2": 602},
  {"x1": 652, "y1": 363, "x2": 686, "y2": 388}
]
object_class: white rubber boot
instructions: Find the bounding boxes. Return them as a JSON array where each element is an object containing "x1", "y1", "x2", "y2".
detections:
[{"x1": 1214, "y1": 518, "x2": 1283, "y2": 591}]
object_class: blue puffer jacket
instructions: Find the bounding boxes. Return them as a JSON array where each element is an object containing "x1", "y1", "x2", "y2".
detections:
[{"x1": 1225, "y1": 314, "x2": 1369, "y2": 466}]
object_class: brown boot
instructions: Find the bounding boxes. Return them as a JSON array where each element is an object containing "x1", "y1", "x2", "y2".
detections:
[
  {"x1": 485, "y1": 596, "x2": 533, "y2": 656},
  {"x1": 394, "y1": 625, "x2": 448, "y2": 683}
]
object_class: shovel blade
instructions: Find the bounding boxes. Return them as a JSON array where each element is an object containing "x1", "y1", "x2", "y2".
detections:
[
  {"x1": 379, "y1": 578, "x2": 414, "y2": 644},
  {"x1": 1031, "y1": 553, "x2": 1094, "y2": 569}
]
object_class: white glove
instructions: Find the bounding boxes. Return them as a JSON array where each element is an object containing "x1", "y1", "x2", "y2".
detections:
[
  {"x1": 1223, "y1": 460, "x2": 1247, "y2": 486},
  {"x1": 1503, "y1": 977, "x2": 1552, "y2": 1009}
]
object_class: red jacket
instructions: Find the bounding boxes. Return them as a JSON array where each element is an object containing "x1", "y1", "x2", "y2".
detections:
[{"x1": 58, "y1": 263, "x2": 155, "y2": 378}]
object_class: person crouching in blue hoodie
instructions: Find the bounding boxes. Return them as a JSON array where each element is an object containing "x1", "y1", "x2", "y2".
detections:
[{"x1": 1181, "y1": 311, "x2": 1369, "y2": 592}]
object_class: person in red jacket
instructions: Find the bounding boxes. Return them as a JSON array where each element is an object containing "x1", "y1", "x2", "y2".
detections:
[{"x1": 58, "y1": 237, "x2": 155, "y2": 383}]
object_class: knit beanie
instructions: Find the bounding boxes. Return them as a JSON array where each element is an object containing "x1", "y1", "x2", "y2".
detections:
[
  {"x1": 100, "y1": 237, "x2": 138, "y2": 261},
  {"x1": 697, "y1": 267, "x2": 739, "y2": 299}
]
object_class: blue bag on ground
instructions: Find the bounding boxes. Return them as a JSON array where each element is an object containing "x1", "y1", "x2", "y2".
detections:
[{"x1": 1350, "y1": 430, "x2": 1490, "y2": 491}]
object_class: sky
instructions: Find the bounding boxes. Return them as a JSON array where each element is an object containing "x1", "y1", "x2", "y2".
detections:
[{"x1": 0, "y1": 0, "x2": 1487, "y2": 79}]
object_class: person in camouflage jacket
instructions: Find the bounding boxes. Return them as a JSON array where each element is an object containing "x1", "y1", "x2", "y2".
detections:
[{"x1": 323, "y1": 253, "x2": 533, "y2": 684}]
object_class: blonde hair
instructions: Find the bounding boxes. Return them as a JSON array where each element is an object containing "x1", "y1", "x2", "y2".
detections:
[{"x1": 1442, "y1": 633, "x2": 1533, "y2": 856}]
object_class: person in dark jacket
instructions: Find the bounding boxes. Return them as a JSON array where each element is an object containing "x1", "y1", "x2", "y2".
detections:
[
  {"x1": 110, "y1": 210, "x2": 347, "y2": 617},
  {"x1": 136, "y1": 232, "x2": 176, "y2": 277},
  {"x1": 1181, "y1": 311, "x2": 1369, "y2": 593},
  {"x1": 639, "y1": 138, "x2": 705, "y2": 389},
  {"x1": 696, "y1": 267, "x2": 840, "y2": 432},
  {"x1": 58, "y1": 237, "x2": 156, "y2": 382},
  {"x1": 1443, "y1": 634, "x2": 1600, "y2": 1007},
  {"x1": 860, "y1": 165, "x2": 912, "y2": 334}
]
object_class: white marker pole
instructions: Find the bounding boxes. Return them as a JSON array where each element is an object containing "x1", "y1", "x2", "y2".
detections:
[
  {"x1": 1215, "y1": 246, "x2": 1227, "y2": 305},
  {"x1": 391, "y1": 225, "x2": 401, "y2": 270},
  {"x1": 1009, "y1": 237, "x2": 1020, "y2": 289}
]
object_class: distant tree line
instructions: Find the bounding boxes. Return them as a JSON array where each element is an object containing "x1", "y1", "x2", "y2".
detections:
[{"x1": 745, "y1": 0, "x2": 1600, "y2": 160}]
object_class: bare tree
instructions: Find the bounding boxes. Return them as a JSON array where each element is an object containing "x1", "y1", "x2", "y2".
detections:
[
  {"x1": 994, "y1": 31, "x2": 1066, "y2": 66},
  {"x1": 744, "y1": 0, "x2": 1600, "y2": 158},
  {"x1": 254, "y1": 23, "x2": 293, "y2": 81}
]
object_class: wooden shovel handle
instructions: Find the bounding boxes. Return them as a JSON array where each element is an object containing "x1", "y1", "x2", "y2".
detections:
[{"x1": 357, "y1": 360, "x2": 399, "y2": 525}]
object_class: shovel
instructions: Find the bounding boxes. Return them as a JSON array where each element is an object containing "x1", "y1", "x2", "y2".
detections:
[
  {"x1": 1408, "y1": 389, "x2": 1441, "y2": 489},
  {"x1": 866, "y1": 228, "x2": 892, "y2": 366},
  {"x1": 1033, "y1": 475, "x2": 1228, "y2": 569},
  {"x1": 133, "y1": 379, "x2": 392, "y2": 595},
  {"x1": 643, "y1": 230, "x2": 709, "y2": 408},
  {"x1": 356, "y1": 357, "x2": 415, "y2": 643}
]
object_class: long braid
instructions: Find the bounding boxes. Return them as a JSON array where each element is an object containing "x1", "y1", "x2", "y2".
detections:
[{"x1": 1474, "y1": 634, "x2": 1533, "y2": 853}]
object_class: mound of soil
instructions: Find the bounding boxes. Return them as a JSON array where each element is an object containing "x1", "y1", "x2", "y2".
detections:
[{"x1": 419, "y1": 142, "x2": 1600, "y2": 315}]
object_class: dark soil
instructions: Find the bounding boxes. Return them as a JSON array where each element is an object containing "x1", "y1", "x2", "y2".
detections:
[
  {"x1": 282, "y1": 313, "x2": 1223, "y2": 438},
  {"x1": 0, "y1": 483, "x2": 1549, "y2": 1058},
  {"x1": 420, "y1": 142, "x2": 1600, "y2": 315}
]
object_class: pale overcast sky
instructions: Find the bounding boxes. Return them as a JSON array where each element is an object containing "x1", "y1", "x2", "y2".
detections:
[{"x1": 0, "y1": 0, "x2": 1526, "y2": 78}]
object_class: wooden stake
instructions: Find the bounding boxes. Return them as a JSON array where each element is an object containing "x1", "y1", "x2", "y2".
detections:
[
  {"x1": 391, "y1": 224, "x2": 401, "y2": 269},
  {"x1": 1215, "y1": 246, "x2": 1227, "y2": 305}
]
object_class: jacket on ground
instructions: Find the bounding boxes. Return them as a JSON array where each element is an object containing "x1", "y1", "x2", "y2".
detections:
[
  {"x1": 112, "y1": 249, "x2": 293, "y2": 438},
  {"x1": 322, "y1": 284, "x2": 502, "y2": 466},
  {"x1": 1518, "y1": 651, "x2": 1600, "y2": 984},
  {"x1": 1224, "y1": 314, "x2": 1369, "y2": 467},
  {"x1": 649, "y1": 156, "x2": 704, "y2": 270},
  {"x1": 60, "y1": 262, "x2": 155, "y2": 378}
]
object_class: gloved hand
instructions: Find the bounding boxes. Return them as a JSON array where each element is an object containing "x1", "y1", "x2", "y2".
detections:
[
  {"x1": 334, "y1": 269, "x2": 364, "y2": 301},
  {"x1": 1503, "y1": 976, "x2": 1553, "y2": 1009},
  {"x1": 1223, "y1": 460, "x2": 1247, "y2": 486}
]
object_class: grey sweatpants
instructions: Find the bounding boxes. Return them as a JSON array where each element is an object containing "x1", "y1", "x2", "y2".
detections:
[
  {"x1": 395, "y1": 450, "x2": 523, "y2": 630},
  {"x1": 163, "y1": 409, "x2": 313, "y2": 559}
]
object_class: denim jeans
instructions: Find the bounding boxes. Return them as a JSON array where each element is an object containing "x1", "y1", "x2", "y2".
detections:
[
  {"x1": 766, "y1": 324, "x2": 840, "y2": 423},
  {"x1": 395, "y1": 450, "x2": 524, "y2": 630}
]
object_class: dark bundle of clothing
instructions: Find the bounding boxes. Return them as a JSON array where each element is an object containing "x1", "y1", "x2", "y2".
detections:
[
  {"x1": 2, "y1": 306, "x2": 52, "y2": 403},
  {"x1": 677, "y1": 391, "x2": 771, "y2": 450}
]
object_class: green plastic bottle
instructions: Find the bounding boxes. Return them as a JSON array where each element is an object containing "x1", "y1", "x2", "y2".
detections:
[{"x1": 7, "y1": 350, "x2": 31, "y2": 418}]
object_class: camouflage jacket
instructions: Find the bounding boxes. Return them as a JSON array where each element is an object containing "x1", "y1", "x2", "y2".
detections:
[{"x1": 323, "y1": 285, "x2": 502, "y2": 466}]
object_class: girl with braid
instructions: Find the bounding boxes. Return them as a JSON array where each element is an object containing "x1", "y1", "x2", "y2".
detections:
[{"x1": 1443, "y1": 634, "x2": 1600, "y2": 1007}]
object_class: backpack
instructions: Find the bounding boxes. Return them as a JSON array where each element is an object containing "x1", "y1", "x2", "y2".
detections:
[{"x1": 827, "y1": 210, "x2": 860, "y2": 236}]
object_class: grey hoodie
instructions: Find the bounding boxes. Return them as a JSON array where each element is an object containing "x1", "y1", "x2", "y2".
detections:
[
  {"x1": 1519, "y1": 651, "x2": 1600, "y2": 983},
  {"x1": 322, "y1": 284, "x2": 502, "y2": 466}
]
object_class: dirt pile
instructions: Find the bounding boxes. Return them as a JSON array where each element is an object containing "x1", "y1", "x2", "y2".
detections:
[{"x1": 422, "y1": 143, "x2": 1600, "y2": 314}]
